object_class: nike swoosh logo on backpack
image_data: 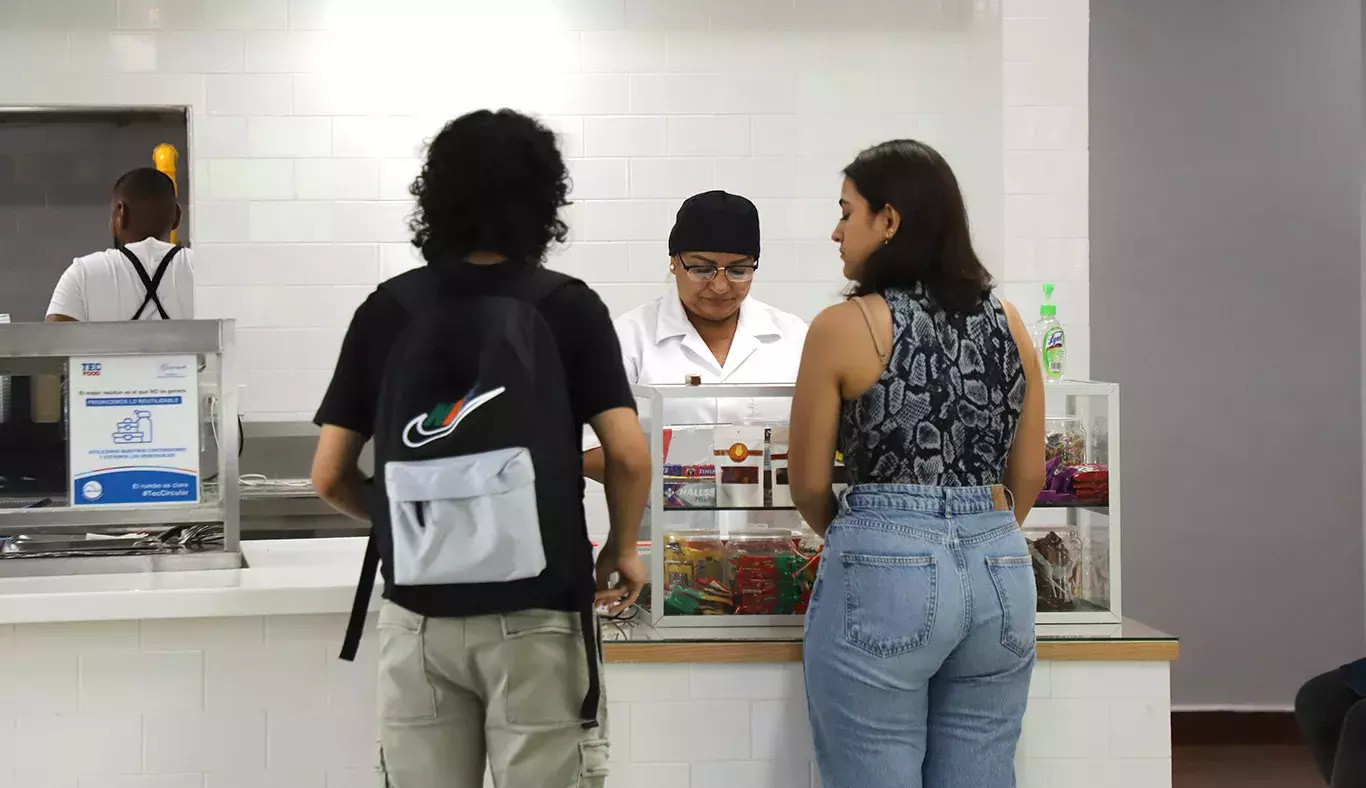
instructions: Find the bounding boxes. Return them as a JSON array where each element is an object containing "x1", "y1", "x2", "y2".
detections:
[{"x1": 401, "y1": 386, "x2": 507, "y2": 449}]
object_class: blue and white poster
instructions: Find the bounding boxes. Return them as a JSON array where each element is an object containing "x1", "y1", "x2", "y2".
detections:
[{"x1": 68, "y1": 355, "x2": 200, "y2": 507}]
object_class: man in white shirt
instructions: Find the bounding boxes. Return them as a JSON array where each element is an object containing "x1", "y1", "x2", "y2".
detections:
[{"x1": 46, "y1": 167, "x2": 194, "y2": 322}]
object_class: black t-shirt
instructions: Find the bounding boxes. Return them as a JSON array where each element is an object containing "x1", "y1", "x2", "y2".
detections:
[{"x1": 314, "y1": 261, "x2": 635, "y2": 445}]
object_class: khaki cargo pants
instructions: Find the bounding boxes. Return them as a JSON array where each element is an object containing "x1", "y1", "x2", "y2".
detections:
[{"x1": 376, "y1": 601, "x2": 610, "y2": 788}]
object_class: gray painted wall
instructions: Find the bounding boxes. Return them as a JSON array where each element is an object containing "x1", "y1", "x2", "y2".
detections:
[
  {"x1": 1091, "y1": 0, "x2": 1365, "y2": 706},
  {"x1": 0, "y1": 110, "x2": 189, "y2": 323}
]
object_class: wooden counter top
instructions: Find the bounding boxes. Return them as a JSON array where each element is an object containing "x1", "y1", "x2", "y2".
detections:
[{"x1": 604, "y1": 637, "x2": 1179, "y2": 664}]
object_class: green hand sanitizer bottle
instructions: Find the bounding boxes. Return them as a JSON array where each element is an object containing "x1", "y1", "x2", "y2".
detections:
[{"x1": 1032, "y1": 283, "x2": 1067, "y2": 381}]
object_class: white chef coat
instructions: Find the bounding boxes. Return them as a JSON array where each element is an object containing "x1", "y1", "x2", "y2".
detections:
[
  {"x1": 584, "y1": 292, "x2": 809, "y2": 451},
  {"x1": 46, "y1": 237, "x2": 195, "y2": 322}
]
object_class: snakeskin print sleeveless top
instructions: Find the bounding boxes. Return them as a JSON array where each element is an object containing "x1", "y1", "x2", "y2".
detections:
[{"x1": 839, "y1": 284, "x2": 1026, "y2": 487}]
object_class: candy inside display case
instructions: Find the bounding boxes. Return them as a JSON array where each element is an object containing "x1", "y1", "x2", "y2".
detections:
[
  {"x1": 631, "y1": 380, "x2": 1122, "y2": 627},
  {"x1": 1029, "y1": 381, "x2": 1121, "y2": 624}
]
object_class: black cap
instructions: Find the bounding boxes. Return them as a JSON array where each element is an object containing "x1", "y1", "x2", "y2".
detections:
[{"x1": 668, "y1": 190, "x2": 761, "y2": 261}]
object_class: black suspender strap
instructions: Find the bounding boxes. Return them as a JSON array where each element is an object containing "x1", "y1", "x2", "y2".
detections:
[{"x1": 119, "y1": 245, "x2": 181, "y2": 320}]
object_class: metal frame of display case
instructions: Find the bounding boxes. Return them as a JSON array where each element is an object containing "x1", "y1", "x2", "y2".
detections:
[
  {"x1": 0, "y1": 320, "x2": 241, "y2": 566},
  {"x1": 634, "y1": 380, "x2": 1124, "y2": 628},
  {"x1": 1035, "y1": 380, "x2": 1122, "y2": 625}
]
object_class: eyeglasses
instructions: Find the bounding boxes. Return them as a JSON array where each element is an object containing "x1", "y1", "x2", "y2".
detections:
[{"x1": 680, "y1": 261, "x2": 759, "y2": 283}]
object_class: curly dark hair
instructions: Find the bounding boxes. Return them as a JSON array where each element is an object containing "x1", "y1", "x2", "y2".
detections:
[
  {"x1": 409, "y1": 109, "x2": 571, "y2": 264},
  {"x1": 844, "y1": 139, "x2": 994, "y2": 314}
]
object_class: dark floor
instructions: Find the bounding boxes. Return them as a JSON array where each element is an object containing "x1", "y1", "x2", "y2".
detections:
[{"x1": 1175, "y1": 745, "x2": 1323, "y2": 788}]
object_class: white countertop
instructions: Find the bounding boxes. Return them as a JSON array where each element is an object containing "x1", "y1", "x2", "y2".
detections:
[{"x1": 0, "y1": 538, "x2": 374, "y2": 624}]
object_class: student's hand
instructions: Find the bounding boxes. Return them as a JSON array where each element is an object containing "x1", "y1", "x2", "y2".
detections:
[{"x1": 594, "y1": 542, "x2": 646, "y2": 616}]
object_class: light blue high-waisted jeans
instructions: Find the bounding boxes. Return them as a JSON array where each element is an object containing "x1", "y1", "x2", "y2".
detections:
[{"x1": 804, "y1": 484, "x2": 1036, "y2": 788}]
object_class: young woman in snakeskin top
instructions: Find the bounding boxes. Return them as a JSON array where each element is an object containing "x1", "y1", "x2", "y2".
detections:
[{"x1": 789, "y1": 140, "x2": 1046, "y2": 788}]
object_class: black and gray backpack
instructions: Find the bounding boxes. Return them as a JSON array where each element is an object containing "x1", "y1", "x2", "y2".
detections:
[{"x1": 339, "y1": 263, "x2": 601, "y2": 726}]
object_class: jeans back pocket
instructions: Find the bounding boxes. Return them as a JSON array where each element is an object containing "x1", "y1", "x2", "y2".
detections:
[
  {"x1": 985, "y1": 555, "x2": 1037, "y2": 658},
  {"x1": 841, "y1": 553, "x2": 937, "y2": 658}
]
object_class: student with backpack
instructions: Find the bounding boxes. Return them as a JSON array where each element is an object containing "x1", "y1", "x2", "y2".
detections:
[{"x1": 310, "y1": 109, "x2": 652, "y2": 788}]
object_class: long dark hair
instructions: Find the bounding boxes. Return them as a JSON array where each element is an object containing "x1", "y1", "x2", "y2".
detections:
[{"x1": 843, "y1": 139, "x2": 993, "y2": 313}]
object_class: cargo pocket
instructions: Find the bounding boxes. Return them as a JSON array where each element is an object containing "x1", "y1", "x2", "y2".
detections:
[
  {"x1": 503, "y1": 610, "x2": 587, "y2": 726},
  {"x1": 577, "y1": 739, "x2": 610, "y2": 787},
  {"x1": 377, "y1": 603, "x2": 437, "y2": 722},
  {"x1": 986, "y1": 555, "x2": 1037, "y2": 658},
  {"x1": 385, "y1": 447, "x2": 545, "y2": 586},
  {"x1": 842, "y1": 553, "x2": 937, "y2": 657}
]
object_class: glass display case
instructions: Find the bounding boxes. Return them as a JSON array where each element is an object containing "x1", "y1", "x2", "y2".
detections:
[{"x1": 631, "y1": 380, "x2": 1122, "y2": 628}]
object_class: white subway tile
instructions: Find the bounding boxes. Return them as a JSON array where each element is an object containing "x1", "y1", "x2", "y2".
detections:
[
  {"x1": 0, "y1": 32, "x2": 69, "y2": 76},
  {"x1": 1051, "y1": 663, "x2": 1168, "y2": 701},
  {"x1": 243, "y1": 31, "x2": 329, "y2": 72},
  {"x1": 629, "y1": 158, "x2": 714, "y2": 199},
  {"x1": 331, "y1": 116, "x2": 435, "y2": 159},
  {"x1": 78, "y1": 777, "x2": 205, "y2": 788},
  {"x1": 204, "y1": 0, "x2": 288, "y2": 30},
  {"x1": 1042, "y1": 191, "x2": 1088, "y2": 238},
  {"x1": 544, "y1": 115, "x2": 585, "y2": 158},
  {"x1": 712, "y1": 0, "x2": 798, "y2": 29},
  {"x1": 0, "y1": 0, "x2": 113, "y2": 29},
  {"x1": 264, "y1": 614, "x2": 350, "y2": 644},
  {"x1": 295, "y1": 159, "x2": 380, "y2": 200},
  {"x1": 67, "y1": 32, "x2": 157, "y2": 73},
  {"x1": 139, "y1": 617, "x2": 266, "y2": 650},
  {"x1": 605, "y1": 663, "x2": 690, "y2": 702},
  {"x1": 323, "y1": 771, "x2": 386, "y2": 788},
  {"x1": 535, "y1": 74, "x2": 630, "y2": 116},
  {"x1": 751, "y1": 701, "x2": 814, "y2": 761},
  {"x1": 1029, "y1": 661, "x2": 1052, "y2": 698},
  {"x1": 1100, "y1": 759, "x2": 1172, "y2": 788},
  {"x1": 144, "y1": 711, "x2": 267, "y2": 773},
  {"x1": 204, "y1": 643, "x2": 329, "y2": 711},
  {"x1": 0, "y1": 652, "x2": 79, "y2": 714},
  {"x1": 1003, "y1": 16, "x2": 1049, "y2": 62},
  {"x1": 692, "y1": 760, "x2": 813, "y2": 788},
  {"x1": 332, "y1": 201, "x2": 412, "y2": 243},
  {"x1": 607, "y1": 703, "x2": 631, "y2": 763},
  {"x1": 291, "y1": 73, "x2": 422, "y2": 116},
  {"x1": 628, "y1": 241, "x2": 672, "y2": 282},
  {"x1": 206, "y1": 159, "x2": 294, "y2": 200},
  {"x1": 596, "y1": 283, "x2": 669, "y2": 317},
  {"x1": 581, "y1": 32, "x2": 667, "y2": 73},
  {"x1": 206, "y1": 773, "x2": 325, "y2": 788},
  {"x1": 117, "y1": 0, "x2": 202, "y2": 29},
  {"x1": 14, "y1": 621, "x2": 139, "y2": 652},
  {"x1": 1004, "y1": 195, "x2": 1046, "y2": 240},
  {"x1": 753, "y1": 198, "x2": 829, "y2": 241},
  {"x1": 195, "y1": 242, "x2": 378, "y2": 286},
  {"x1": 381, "y1": 243, "x2": 425, "y2": 278},
  {"x1": 571, "y1": 241, "x2": 633, "y2": 283},
  {"x1": 237, "y1": 329, "x2": 346, "y2": 370},
  {"x1": 247, "y1": 116, "x2": 332, "y2": 157},
  {"x1": 207, "y1": 74, "x2": 292, "y2": 115},
  {"x1": 584, "y1": 116, "x2": 667, "y2": 158},
  {"x1": 630, "y1": 701, "x2": 749, "y2": 762},
  {"x1": 1003, "y1": 106, "x2": 1088, "y2": 151},
  {"x1": 625, "y1": 0, "x2": 711, "y2": 30},
  {"x1": 249, "y1": 201, "x2": 333, "y2": 242},
  {"x1": 795, "y1": 240, "x2": 840, "y2": 282},
  {"x1": 14, "y1": 714, "x2": 141, "y2": 776},
  {"x1": 194, "y1": 116, "x2": 248, "y2": 158},
  {"x1": 1017, "y1": 698, "x2": 1109, "y2": 759},
  {"x1": 666, "y1": 116, "x2": 749, "y2": 157},
  {"x1": 568, "y1": 159, "x2": 630, "y2": 200},
  {"x1": 379, "y1": 159, "x2": 419, "y2": 201},
  {"x1": 629, "y1": 74, "x2": 716, "y2": 115},
  {"x1": 246, "y1": 370, "x2": 334, "y2": 414},
  {"x1": 266, "y1": 709, "x2": 378, "y2": 770},
  {"x1": 158, "y1": 31, "x2": 245, "y2": 72},
  {"x1": 689, "y1": 663, "x2": 804, "y2": 701},
  {"x1": 1109, "y1": 701, "x2": 1171, "y2": 759},
  {"x1": 255, "y1": 286, "x2": 371, "y2": 329},
  {"x1": 80, "y1": 651, "x2": 203, "y2": 713},
  {"x1": 605, "y1": 764, "x2": 688, "y2": 788},
  {"x1": 1001, "y1": 281, "x2": 1088, "y2": 325},
  {"x1": 751, "y1": 115, "x2": 800, "y2": 157},
  {"x1": 714, "y1": 158, "x2": 799, "y2": 199},
  {"x1": 1032, "y1": 238, "x2": 1089, "y2": 282},
  {"x1": 578, "y1": 200, "x2": 675, "y2": 242},
  {"x1": 198, "y1": 286, "x2": 272, "y2": 326}
]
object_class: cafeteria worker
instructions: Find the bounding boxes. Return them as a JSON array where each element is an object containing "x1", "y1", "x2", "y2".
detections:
[{"x1": 583, "y1": 190, "x2": 808, "y2": 481}]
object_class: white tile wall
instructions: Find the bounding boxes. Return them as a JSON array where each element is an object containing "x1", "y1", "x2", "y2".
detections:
[
  {"x1": 0, "y1": 0, "x2": 1088, "y2": 418},
  {"x1": 0, "y1": 615, "x2": 1170, "y2": 788}
]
